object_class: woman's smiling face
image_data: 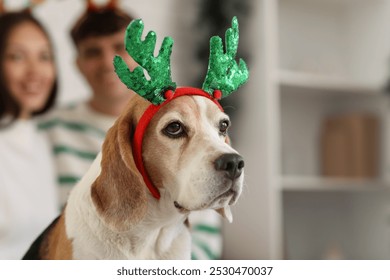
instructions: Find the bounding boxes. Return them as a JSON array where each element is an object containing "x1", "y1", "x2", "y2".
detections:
[{"x1": 3, "y1": 21, "x2": 55, "y2": 118}]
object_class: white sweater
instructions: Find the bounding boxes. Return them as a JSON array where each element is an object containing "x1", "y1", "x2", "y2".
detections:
[{"x1": 0, "y1": 119, "x2": 58, "y2": 259}]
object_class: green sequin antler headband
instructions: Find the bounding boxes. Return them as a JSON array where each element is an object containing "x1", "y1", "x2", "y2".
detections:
[{"x1": 114, "y1": 16, "x2": 248, "y2": 105}]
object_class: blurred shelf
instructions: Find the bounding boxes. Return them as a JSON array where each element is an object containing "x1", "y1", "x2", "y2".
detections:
[
  {"x1": 281, "y1": 176, "x2": 390, "y2": 192},
  {"x1": 278, "y1": 70, "x2": 383, "y2": 95}
]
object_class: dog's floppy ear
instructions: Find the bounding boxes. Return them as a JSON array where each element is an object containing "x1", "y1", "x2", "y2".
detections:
[{"x1": 91, "y1": 97, "x2": 149, "y2": 232}]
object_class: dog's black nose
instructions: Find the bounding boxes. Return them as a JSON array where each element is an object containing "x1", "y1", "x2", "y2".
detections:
[{"x1": 214, "y1": 153, "x2": 244, "y2": 180}]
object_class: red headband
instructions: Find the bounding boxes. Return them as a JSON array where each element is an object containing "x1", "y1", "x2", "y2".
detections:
[{"x1": 132, "y1": 87, "x2": 223, "y2": 199}]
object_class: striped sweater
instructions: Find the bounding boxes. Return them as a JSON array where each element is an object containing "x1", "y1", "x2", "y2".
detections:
[{"x1": 39, "y1": 102, "x2": 222, "y2": 260}]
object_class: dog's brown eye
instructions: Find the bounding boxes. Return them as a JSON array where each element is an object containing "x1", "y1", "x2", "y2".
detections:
[
  {"x1": 163, "y1": 121, "x2": 185, "y2": 138},
  {"x1": 219, "y1": 120, "x2": 230, "y2": 135}
]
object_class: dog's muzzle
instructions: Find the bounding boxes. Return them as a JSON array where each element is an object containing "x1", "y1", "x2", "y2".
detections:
[{"x1": 173, "y1": 153, "x2": 244, "y2": 213}]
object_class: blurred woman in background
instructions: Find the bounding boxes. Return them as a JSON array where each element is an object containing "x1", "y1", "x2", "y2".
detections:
[{"x1": 0, "y1": 10, "x2": 58, "y2": 259}]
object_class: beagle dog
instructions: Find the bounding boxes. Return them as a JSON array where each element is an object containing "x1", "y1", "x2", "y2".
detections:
[{"x1": 23, "y1": 91, "x2": 244, "y2": 260}]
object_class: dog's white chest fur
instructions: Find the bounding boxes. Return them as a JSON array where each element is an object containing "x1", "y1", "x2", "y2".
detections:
[{"x1": 65, "y1": 154, "x2": 191, "y2": 260}]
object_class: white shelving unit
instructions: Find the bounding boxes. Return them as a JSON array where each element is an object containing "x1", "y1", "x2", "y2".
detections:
[
  {"x1": 231, "y1": 0, "x2": 390, "y2": 259},
  {"x1": 277, "y1": 0, "x2": 390, "y2": 259}
]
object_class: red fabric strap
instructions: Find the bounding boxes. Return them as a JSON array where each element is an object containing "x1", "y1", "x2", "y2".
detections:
[{"x1": 132, "y1": 87, "x2": 223, "y2": 199}]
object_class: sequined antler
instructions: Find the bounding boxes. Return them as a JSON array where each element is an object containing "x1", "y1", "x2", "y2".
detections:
[
  {"x1": 113, "y1": 19, "x2": 176, "y2": 105},
  {"x1": 202, "y1": 16, "x2": 249, "y2": 98}
]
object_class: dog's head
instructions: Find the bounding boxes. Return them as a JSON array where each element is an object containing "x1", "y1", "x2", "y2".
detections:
[
  {"x1": 91, "y1": 17, "x2": 248, "y2": 232},
  {"x1": 142, "y1": 93, "x2": 244, "y2": 221},
  {"x1": 91, "y1": 90, "x2": 244, "y2": 231}
]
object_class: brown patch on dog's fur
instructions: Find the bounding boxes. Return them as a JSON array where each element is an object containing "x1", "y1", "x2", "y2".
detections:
[
  {"x1": 91, "y1": 95, "x2": 151, "y2": 232},
  {"x1": 43, "y1": 214, "x2": 73, "y2": 259},
  {"x1": 23, "y1": 213, "x2": 73, "y2": 260}
]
